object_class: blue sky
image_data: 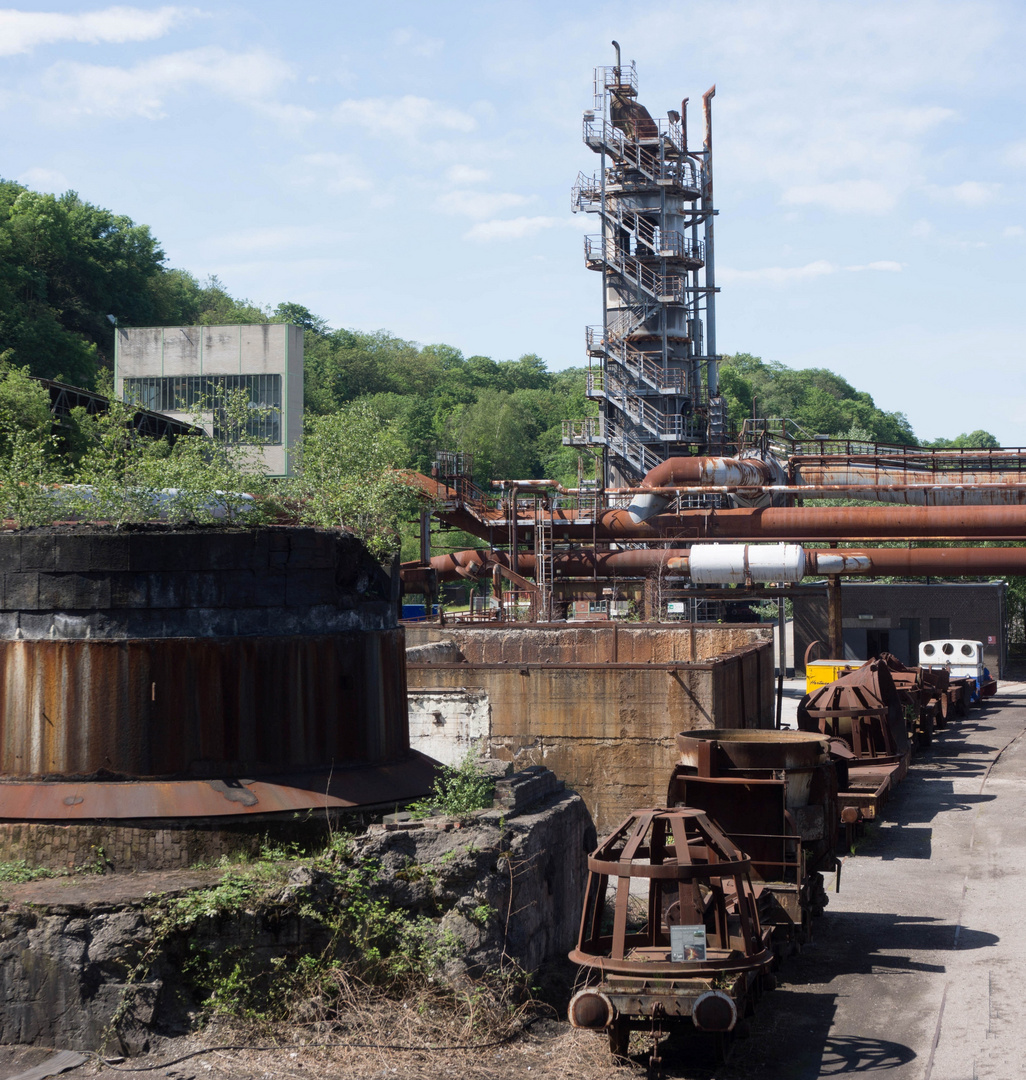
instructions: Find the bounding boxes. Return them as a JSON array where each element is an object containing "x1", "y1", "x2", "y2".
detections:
[{"x1": 2, "y1": 1, "x2": 1025, "y2": 443}]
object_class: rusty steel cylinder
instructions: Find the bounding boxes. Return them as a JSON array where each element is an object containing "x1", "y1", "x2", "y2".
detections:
[{"x1": 0, "y1": 528, "x2": 408, "y2": 780}]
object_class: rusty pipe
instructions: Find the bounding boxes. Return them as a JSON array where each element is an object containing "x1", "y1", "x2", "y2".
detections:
[
  {"x1": 792, "y1": 463, "x2": 1026, "y2": 504},
  {"x1": 423, "y1": 545, "x2": 1026, "y2": 583},
  {"x1": 600, "y1": 504, "x2": 1026, "y2": 541},
  {"x1": 434, "y1": 504, "x2": 1026, "y2": 542},
  {"x1": 629, "y1": 456, "x2": 774, "y2": 522}
]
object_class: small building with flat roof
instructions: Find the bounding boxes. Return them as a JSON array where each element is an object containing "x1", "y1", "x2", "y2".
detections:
[
  {"x1": 114, "y1": 323, "x2": 303, "y2": 477},
  {"x1": 793, "y1": 581, "x2": 1007, "y2": 677}
]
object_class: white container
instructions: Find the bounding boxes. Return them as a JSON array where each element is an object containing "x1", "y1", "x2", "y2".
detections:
[
  {"x1": 688, "y1": 543, "x2": 806, "y2": 585},
  {"x1": 919, "y1": 639, "x2": 984, "y2": 680}
]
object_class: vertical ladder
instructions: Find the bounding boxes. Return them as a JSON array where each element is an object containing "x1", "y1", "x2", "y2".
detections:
[{"x1": 534, "y1": 500, "x2": 553, "y2": 622}]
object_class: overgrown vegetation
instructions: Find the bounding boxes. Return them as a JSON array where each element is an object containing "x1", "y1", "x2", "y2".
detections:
[
  {"x1": 105, "y1": 828, "x2": 532, "y2": 1054},
  {"x1": 408, "y1": 753, "x2": 496, "y2": 821}
]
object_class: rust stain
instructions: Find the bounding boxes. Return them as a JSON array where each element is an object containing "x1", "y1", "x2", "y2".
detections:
[{"x1": 0, "y1": 631, "x2": 408, "y2": 781}]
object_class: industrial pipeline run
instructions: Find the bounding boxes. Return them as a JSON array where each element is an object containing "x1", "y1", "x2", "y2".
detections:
[{"x1": 421, "y1": 543, "x2": 1026, "y2": 584}]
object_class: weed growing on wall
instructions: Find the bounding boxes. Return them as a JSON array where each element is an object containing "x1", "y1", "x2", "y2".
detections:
[
  {"x1": 102, "y1": 828, "x2": 539, "y2": 1056},
  {"x1": 407, "y1": 752, "x2": 496, "y2": 821}
]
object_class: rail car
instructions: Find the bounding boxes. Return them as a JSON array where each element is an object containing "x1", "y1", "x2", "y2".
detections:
[{"x1": 568, "y1": 652, "x2": 989, "y2": 1070}]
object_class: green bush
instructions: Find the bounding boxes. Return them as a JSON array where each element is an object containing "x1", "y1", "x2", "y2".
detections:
[{"x1": 408, "y1": 752, "x2": 495, "y2": 821}]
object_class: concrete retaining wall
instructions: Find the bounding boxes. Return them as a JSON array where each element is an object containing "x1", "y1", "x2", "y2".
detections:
[
  {"x1": 406, "y1": 623, "x2": 774, "y2": 833},
  {"x1": 405, "y1": 621, "x2": 769, "y2": 663},
  {"x1": 408, "y1": 686, "x2": 490, "y2": 765}
]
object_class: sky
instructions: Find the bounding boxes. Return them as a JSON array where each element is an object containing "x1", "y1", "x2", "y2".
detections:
[{"x1": 1, "y1": 0, "x2": 1025, "y2": 444}]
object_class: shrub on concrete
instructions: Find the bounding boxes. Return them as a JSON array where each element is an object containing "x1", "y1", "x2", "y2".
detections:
[{"x1": 408, "y1": 752, "x2": 496, "y2": 821}]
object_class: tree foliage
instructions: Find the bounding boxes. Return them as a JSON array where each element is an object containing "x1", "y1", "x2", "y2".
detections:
[
  {"x1": 922, "y1": 429, "x2": 1000, "y2": 448},
  {"x1": 719, "y1": 352, "x2": 918, "y2": 445},
  {"x1": 293, "y1": 402, "x2": 423, "y2": 560}
]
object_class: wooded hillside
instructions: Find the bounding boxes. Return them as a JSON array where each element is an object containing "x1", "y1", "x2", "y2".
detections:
[{"x1": 0, "y1": 178, "x2": 998, "y2": 492}]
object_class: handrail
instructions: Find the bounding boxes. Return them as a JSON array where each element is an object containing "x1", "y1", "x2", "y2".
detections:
[
  {"x1": 594, "y1": 62, "x2": 638, "y2": 105},
  {"x1": 573, "y1": 176, "x2": 704, "y2": 267},
  {"x1": 582, "y1": 117, "x2": 701, "y2": 193},
  {"x1": 584, "y1": 236, "x2": 686, "y2": 302}
]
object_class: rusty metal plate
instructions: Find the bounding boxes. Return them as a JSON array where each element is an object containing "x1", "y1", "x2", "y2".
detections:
[{"x1": 0, "y1": 753, "x2": 438, "y2": 820}]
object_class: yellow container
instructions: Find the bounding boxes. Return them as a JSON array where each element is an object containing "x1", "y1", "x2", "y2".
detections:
[{"x1": 805, "y1": 659, "x2": 861, "y2": 695}]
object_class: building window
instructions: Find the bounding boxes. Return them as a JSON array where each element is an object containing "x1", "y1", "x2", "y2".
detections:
[{"x1": 123, "y1": 375, "x2": 282, "y2": 445}]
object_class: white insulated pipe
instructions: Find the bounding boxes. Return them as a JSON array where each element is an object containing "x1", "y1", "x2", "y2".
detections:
[{"x1": 687, "y1": 543, "x2": 806, "y2": 584}]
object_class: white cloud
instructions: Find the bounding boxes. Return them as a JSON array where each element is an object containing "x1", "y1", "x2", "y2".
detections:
[
  {"x1": 40, "y1": 47, "x2": 295, "y2": 119},
  {"x1": 911, "y1": 219, "x2": 934, "y2": 239},
  {"x1": 926, "y1": 181, "x2": 1001, "y2": 206},
  {"x1": 446, "y1": 164, "x2": 490, "y2": 185},
  {"x1": 204, "y1": 225, "x2": 352, "y2": 256},
  {"x1": 846, "y1": 261, "x2": 903, "y2": 272},
  {"x1": 718, "y1": 260, "x2": 837, "y2": 285},
  {"x1": 391, "y1": 27, "x2": 443, "y2": 58},
  {"x1": 0, "y1": 5, "x2": 189, "y2": 56},
  {"x1": 294, "y1": 152, "x2": 375, "y2": 195},
  {"x1": 334, "y1": 95, "x2": 477, "y2": 137},
  {"x1": 1003, "y1": 225, "x2": 1025, "y2": 238},
  {"x1": 719, "y1": 260, "x2": 903, "y2": 285},
  {"x1": 16, "y1": 166, "x2": 69, "y2": 192},
  {"x1": 781, "y1": 180, "x2": 897, "y2": 215},
  {"x1": 436, "y1": 190, "x2": 533, "y2": 220},
  {"x1": 1002, "y1": 141, "x2": 1026, "y2": 168},
  {"x1": 258, "y1": 102, "x2": 316, "y2": 126},
  {"x1": 464, "y1": 215, "x2": 583, "y2": 242}
]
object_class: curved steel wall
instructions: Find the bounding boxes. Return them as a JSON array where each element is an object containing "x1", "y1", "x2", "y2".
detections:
[
  {"x1": 0, "y1": 527, "x2": 410, "y2": 786},
  {"x1": 0, "y1": 631, "x2": 408, "y2": 778}
]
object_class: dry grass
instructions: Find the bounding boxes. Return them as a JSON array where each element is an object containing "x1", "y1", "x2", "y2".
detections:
[{"x1": 86, "y1": 1013, "x2": 639, "y2": 1080}]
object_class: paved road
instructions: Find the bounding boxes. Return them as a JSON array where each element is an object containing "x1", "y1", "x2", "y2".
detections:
[{"x1": 719, "y1": 681, "x2": 1026, "y2": 1080}]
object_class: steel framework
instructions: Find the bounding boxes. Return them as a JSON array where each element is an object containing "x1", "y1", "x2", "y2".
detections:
[{"x1": 566, "y1": 44, "x2": 726, "y2": 485}]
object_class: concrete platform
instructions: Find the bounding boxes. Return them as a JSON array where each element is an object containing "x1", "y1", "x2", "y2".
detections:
[{"x1": 723, "y1": 680, "x2": 1026, "y2": 1079}]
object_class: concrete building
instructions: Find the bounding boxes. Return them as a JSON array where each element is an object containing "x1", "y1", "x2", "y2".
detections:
[
  {"x1": 114, "y1": 324, "x2": 304, "y2": 476},
  {"x1": 793, "y1": 581, "x2": 1007, "y2": 677}
]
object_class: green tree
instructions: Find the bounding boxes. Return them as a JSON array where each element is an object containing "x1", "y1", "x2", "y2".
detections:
[
  {"x1": 924, "y1": 429, "x2": 1000, "y2": 449},
  {"x1": 0, "y1": 357, "x2": 62, "y2": 526},
  {"x1": 719, "y1": 352, "x2": 917, "y2": 444},
  {"x1": 295, "y1": 402, "x2": 423, "y2": 559},
  {"x1": 0, "y1": 182, "x2": 171, "y2": 384}
]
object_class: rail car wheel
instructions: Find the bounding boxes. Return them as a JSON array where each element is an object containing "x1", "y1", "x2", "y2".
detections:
[{"x1": 609, "y1": 1018, "x2": 630, "y2": 1059}]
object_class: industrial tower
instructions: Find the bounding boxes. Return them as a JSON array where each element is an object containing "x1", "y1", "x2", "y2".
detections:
[{"x1": 565, "y1": 45, "x2": 726, "y2": 486}]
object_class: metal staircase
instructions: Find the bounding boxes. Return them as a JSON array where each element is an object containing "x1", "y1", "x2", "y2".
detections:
[{"x1": 564, "y1": 51, "x2": 725, "y2": 486}]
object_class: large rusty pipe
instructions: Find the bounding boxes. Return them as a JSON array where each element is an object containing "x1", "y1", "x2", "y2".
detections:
[
  {"x1": 600, "y1": 504, "x2": 1026, "y2": 540},
  {"x1": 426, "y1": 548, "x2": 684, "y2": 580},
  {"x1": 630, "y1": 456, "x2": 773, "y2": 521},
  {"x1": 426, "y1": 545, "x2": 1026, "y2": 582},
  {"x1": 640, "y1": 457, "x2": 773, "y2": 488},
  {"x1": 426, "y1": 505, "x2": 1026, "y2": 543},
  {"x1": 792, "y1": 464, "x2": 1026, "y2": 505},
  {"x1": 807, "y1": 547, "x2": 1026, "y2": 576}
]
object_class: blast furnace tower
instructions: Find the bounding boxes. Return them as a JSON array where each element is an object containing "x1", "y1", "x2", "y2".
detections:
[{"x1": 565, "y1": 44, "x2": 725, "y2": 486}]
